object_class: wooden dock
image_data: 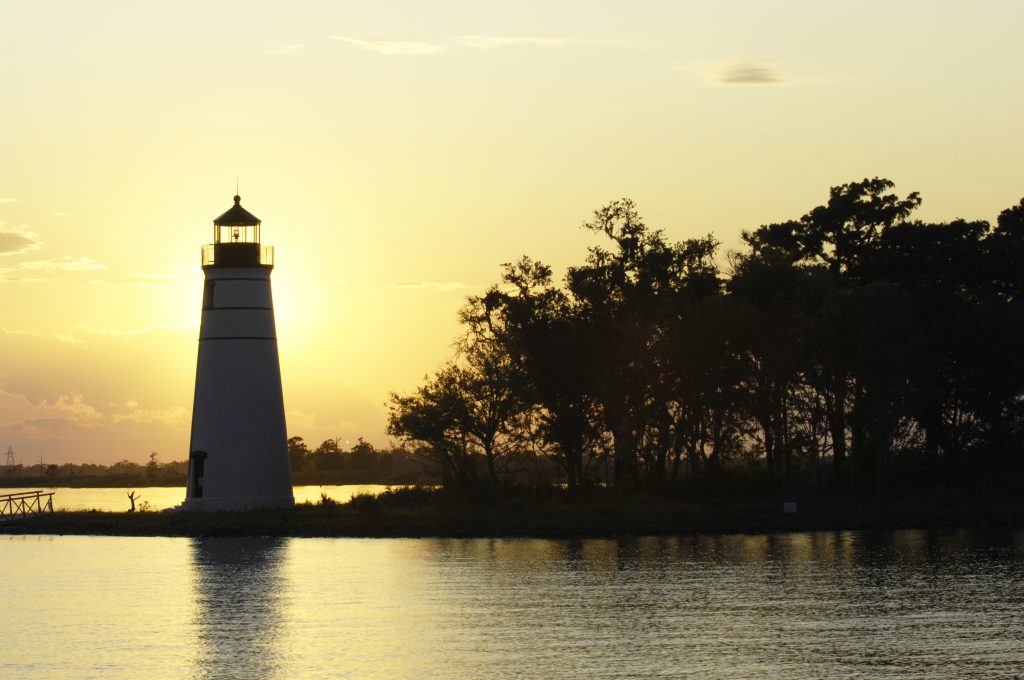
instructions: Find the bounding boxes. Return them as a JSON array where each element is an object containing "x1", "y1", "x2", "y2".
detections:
[{"x1": 0, "y1": 490, "x2": 55, "y2": 521}]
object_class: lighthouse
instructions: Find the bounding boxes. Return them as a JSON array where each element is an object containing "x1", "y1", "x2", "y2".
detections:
[{"x1": 183, "y1": 195, "x2": 294, "y2": 511}]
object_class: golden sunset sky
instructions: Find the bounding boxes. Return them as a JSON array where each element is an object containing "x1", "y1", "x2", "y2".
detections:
[{"x1": 2, "y1": 1, "x2": 1022, "y2": 464}]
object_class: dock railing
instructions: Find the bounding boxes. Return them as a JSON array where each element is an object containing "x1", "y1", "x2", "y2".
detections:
[{"x1": 0, "y1": 490, "x2": 55, "y2": 521}]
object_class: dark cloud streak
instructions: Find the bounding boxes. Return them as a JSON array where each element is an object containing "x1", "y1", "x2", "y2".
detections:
[
  {"x1": 0, "y1": 229, "x2": 43, "y2": 256},
  {"x1": 717, "y1": 61, "x2": 786, "y2": 85}
]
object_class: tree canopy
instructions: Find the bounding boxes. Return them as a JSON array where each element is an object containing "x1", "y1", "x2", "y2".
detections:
[{"x1": 388, "y1": 179, "x2": 1024, "y2": 497}]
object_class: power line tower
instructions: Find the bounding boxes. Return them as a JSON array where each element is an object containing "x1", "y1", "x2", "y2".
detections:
[{"x1": 5, "y1": 446, "x2": 14, "y2": 467}]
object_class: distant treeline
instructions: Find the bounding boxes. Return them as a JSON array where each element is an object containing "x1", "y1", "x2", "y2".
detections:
[
  {"x1": 286, "y1": 437, "x2": 431, "y2": 485},
  {"x1": 3, "y1": 442, "x2": 434, "y2": 487},
  {"x1": 388, "y1": 178, "x2": 1024, "y2": 497},
  {"x1": 2, "y1": 454, "x2": 188, "y2": 487}
]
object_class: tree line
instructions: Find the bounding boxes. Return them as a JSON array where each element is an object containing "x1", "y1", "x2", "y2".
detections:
[
  {"x1": 388, "y1": 179, "x2": 1024, "y2": 497},
  {"x1": 286, "y1": 437, "x2": 426, "y2": 484},
  {"x1": 3, "y1": 442, "x2": 428, "y2": 487},
  {"x1": 3, "y1": 453, "x2": 187, "y2": 486}
]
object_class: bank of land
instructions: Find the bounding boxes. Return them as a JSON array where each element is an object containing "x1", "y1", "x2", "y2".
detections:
[{"x1": 3, "y1": 487, "x2": 1022, "y2": 538}]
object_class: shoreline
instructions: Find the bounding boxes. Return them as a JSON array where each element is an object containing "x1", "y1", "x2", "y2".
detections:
[{"x1": 3, "y1": 496, "x2": 1022, "y2": 539}]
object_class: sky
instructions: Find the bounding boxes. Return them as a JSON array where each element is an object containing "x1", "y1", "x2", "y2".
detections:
[{"x1": 2, "y1": 1, "x2": 1023, "y2": 465}]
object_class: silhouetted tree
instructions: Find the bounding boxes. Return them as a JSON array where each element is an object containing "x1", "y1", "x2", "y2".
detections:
[
  {"x1": 391, "y1": 180, "x2": 1024, "y2": 498},
  {"x1": 479, "y1": 257, "x2": 604, "y2": 490},
  {"x1": 146, "y1": 452, "x2": 160, "y2": 483},
  {"x1": 388, "y1": 367, "x2": 479, "y2": 490},
  {"x1": 287, "y1": 436, "x2": 309, "y2": 473}
]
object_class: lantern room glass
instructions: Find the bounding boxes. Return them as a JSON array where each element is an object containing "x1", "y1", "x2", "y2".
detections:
[{"x1": 215, "y1": 223, "x2": 260, "y2": 244}]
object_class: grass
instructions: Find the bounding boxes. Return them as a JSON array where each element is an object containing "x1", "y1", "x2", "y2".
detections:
[{"x1": 3, "y1": 485, "x2": 1023, "y2": 538}]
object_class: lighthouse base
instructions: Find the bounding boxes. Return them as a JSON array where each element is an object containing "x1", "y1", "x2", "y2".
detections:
[{"x1": 181, "y1": 494, "x2": 295, "y2": 513}]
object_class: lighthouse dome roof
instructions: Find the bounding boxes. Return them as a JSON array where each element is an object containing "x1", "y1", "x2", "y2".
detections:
[{"x1": 214, "y1": 195, "x2": 261, "y2": 226}]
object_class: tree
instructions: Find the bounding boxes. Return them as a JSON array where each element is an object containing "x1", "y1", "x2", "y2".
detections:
[
  {"x1": 479, "y1": 257, "x2": 603, "y2": 490},
  {"x1": 287, "y1": 436, "x2": 309, "y2": 473},
  {"x1": 743, "y1": 177, "x2": 921, "y2": 276},
  {"x1": 309, "y1": 438, "x2": 345, "y2": 471},
  {"x1": 567, "y1": 199, "x2": 680, "y2": 486},
  {"x1": 349, "y1": 437, "x2": 376, "y2": 469},
  {"x1": 741, "y1": 178, "x2": 924, "y2": 491},
  {"x1": 458, "y1": 294, "x2": 534, "y2": 485},
  {"x1": 146, "y1": 452, "x2": 160, "y2": 483},
  {"x1": 387, "y1": 367, "x2": 478, "y2": 490}
]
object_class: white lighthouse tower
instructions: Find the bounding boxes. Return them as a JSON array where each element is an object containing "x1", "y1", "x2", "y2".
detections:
[{"x1": 183, "y1": 194, "x2": 294, "y2": 511}]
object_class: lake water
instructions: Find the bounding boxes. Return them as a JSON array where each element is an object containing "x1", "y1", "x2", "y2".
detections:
[
  {"x1": 0, "y1": 484, "x2": 393, "y2": 512},
  {"x1": 2, "y1": 530, "x2": 1023, "y2": 678}
]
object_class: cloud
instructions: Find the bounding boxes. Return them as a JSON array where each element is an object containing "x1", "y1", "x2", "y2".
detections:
[
  {"x1": 0, "y1": 326, "x2": 80, "y2": 344},
  {"x1": 0, "y1": 386, "x2": 184, "y2": 445},
  {"x1": 46, "y1": 393, "x2": 105, "y2": 425},
  {"x1": 66, "y1": 321, "x2": 197, "y2": 338},
  {"x1": 0, "y1": 276, "x2": 50, "y2": 284},
  {"x1": 460, "y1": 35, "x2": 629, "y2": 50},
  {"x1": 265, "y1": 40, "x2": 304, "y2": 55},
  {"x1": 0, "y1": 387, "x2": 100, "y2": 424},
  {"x1": 110, "y1": 400, "x2": 186, "y2": 425},
  {"x1": 1, "y1": 322, "x2": 195, "y2": 348},
  {"x1": 3, "y1": 417, "x2": 88, "y2": 437},
  {"x1": 53, "y1": 212, "x2": 67, "y2": 217},
  {"x1": 286, "y1": 410, "x2": 317, "y2": 431},
  {"x1": 718, "y1": 61, "x2": 785, "y2": 84},
  {"x1": 3, "y1": 256, "x2": 106, "y2": 273},
  {"x1": 0, "y1": 329, "x2": 195, "y2": 463},
  {"x1": 689, "y1": 60, "x2": 790, "y2": 85},
  {"x1": 0, "y1": 224, "x2": 43, "y2": 256},
  {"x1": 390, "y1": 280, "x2": 474, "y2": 292},
  {"x1": 332, "y1": 36, "x2": 445, "y2": 55},
  {"x1": 0, "y1": 197, "x2": 18, "y2": 204},
  {"x1": 92, "y1": 273, "x2": 178, "y2": 286}
]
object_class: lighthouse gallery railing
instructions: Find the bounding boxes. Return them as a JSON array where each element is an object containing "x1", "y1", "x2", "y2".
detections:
[{"x1": 201, "y1": 244, "x2": 274, "y2": 267}]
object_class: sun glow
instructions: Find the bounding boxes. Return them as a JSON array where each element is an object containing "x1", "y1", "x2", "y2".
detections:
[{"x1": 2, "y1": 1, "x2": 1023, "y2": 463}]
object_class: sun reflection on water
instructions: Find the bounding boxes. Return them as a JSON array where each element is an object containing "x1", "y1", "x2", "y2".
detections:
[
  {"x1": 189, "y1": 537, "x2": 288, "y2": 679},
  {"x1": 2, "y1": 530, "x2": 1023, "y2": 678}
]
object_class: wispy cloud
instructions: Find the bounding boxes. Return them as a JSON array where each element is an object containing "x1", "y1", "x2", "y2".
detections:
[
  {"x1": 0, "y1": 386, "x2": 183, "y2": 429},
  {"x1": 0, "y1": 276, "x2": 50, "y2": 284},
  {"x1": 4, "y1": 256, "x2": 106, "y2": 273},
  {"x1": 390, "y1": 280, "x2": 474, "y2": 292},
  {"x1": 53, "y1": 212, "x2": 67, "y2": 217},
  {"x1": 332, "y1": 36, "x2": 445, "y2": 55},
  {"x1": 111, "y1": 400, "x2": 186, "y2": 425},
  {"x1": 0, "y1": 197, "x2": 18, "y2": 204},
  {"x1": 0, "y1": 257, "x2": 106, "y2": 284},
  {"x1": 0, "y1": 326, "x2": 80, "y2": 344},
  {"x1": 718, "y1": 61, "x2": 786, "y2": 84},
  {"x1": 460, "y1": 35, "x2": 629, "y2": 50},
  {"x1": 286, "y1": 410, "x2": 317, "y2": 430},
  {"x1": 1, "y1": 321, "x2": 195, "y2": 347},
  {"x1": 37, "y1": 393, "x2": 106, "y2": 426},
  {"x1": 265, "y1": 39, "x2": 304, "y2": 55},
  {"x1": 92, "y1": 273, "x2": 177, "y2": 286},
  {"x1": 0, "y1": 224, "x2": 43, "y2": 256},
  {"x1": 687, "y1": 60, "x2": 791, "y2": 86},
  {"x1": 2, "y1": 417, "x2": 88, "y2": 436}
]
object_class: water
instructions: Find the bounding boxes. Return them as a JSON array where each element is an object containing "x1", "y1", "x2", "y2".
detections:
[
  {"x1": 2, "y1": 530, "x2": 1023, "y2": 678},
  {"x1": 0, "y1": 485, "x2": 393, "y2": 512}
]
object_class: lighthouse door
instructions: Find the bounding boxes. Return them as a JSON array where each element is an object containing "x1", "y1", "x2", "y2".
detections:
[{"x1": 189, "y1": 450, "x2": 207, "y2": 498}]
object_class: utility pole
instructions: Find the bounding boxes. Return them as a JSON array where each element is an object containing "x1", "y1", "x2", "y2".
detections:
[{"x1": 39, "y1": 456, "x2": 44, "y2": 477}]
